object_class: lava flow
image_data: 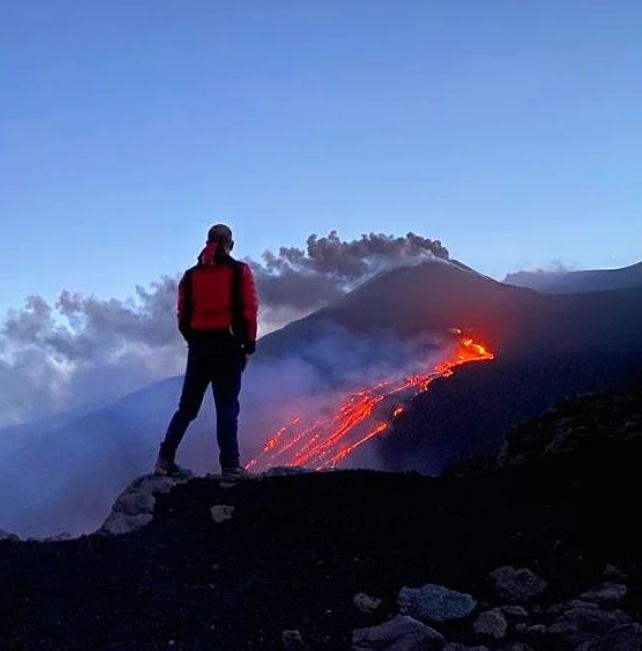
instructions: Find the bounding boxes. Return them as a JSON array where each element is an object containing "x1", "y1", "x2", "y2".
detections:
[{"x1": 248, "y1": 336, "x2": 494, "y2": 471}]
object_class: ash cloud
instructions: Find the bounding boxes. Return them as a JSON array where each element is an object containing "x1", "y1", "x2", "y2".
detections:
[
  {"x1": 252, "y1": 231, "x2": 448, "y2": 314},
  {"x1": 0, "y1": 231, "x2": 448, "y2": 429},
  {"x1": 0, "y1": 279, "x2": 184, "y2": 427}
]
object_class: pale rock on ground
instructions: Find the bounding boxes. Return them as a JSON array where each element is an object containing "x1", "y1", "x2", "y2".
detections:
[
  {"x1": 353, "y1": 592, "x2": 383, "y2": 614},
  {"x1": 210, "y1": 504, "x2": 234, "y2": 524},
  {"x1": 398, "y1": 583, "x2": 477, "y2": 623},
  {"x1": 98, "y1": 470, "x2": 193, "y2": 535}
]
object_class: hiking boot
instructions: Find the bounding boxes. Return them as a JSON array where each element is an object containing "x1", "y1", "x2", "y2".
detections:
[
  {"x1": 221, "y1": 466, "x2": 248, "y2": 480},
  {"x1": 154, "y1": 456, "x2": 182, "y2": 477}
]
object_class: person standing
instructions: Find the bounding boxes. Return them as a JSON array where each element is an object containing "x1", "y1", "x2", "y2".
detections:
[{"x1": 155, "y1": 224, "x2": 258, "y2": 478}]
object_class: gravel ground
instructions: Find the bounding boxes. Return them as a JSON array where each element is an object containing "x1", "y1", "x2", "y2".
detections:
[{"x1": 1, "y1": 439, "x2": 641, "y2": 651}]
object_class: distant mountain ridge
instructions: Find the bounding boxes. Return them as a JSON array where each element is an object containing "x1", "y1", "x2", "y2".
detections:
[{"x1": 504, "y1": 260, "x2": 642, "y2": 294}]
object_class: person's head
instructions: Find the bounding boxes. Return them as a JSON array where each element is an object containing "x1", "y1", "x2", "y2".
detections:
[{"x1": 207, "y1": 224, "x2": 234, "y2": 254}]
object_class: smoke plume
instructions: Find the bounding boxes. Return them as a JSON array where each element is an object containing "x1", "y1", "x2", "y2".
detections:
[{"x1": 253, "y1": 230, "x2": 448, "y2": 312}]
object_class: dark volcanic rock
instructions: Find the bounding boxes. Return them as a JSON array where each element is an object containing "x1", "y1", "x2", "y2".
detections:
[
  {"x1": 488, "y1": 567, "x2": 548, "y2": 604},
  {"x1": 472, "y1": 608, "x2": 508, "y2": 638},
  {"x1": 398, "y1": 583, "x2": 477, "y2": 623},
  {"x1": 578, "y1": 582, "x2": 628, "y2": 605},
  {"x1": 547, "y1": 603, "x2": 634, "y2": 646},
  {"x1": 495, "y1": 386, "x2": 642, "y2": 469},
  {"x1": 499, "y1": 605, "x2": 530, "y2": 622},
  {"x1": 582, "y1": 622, "x2": 642, "y2": 650},
  {"x1": 352, "y1": 614, "x2": 446, "y2": 651}
]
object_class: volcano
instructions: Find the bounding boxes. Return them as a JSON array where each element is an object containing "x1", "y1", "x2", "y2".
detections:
[
  {"x1": 260, "y1": 259, "x2": 642, "y2": 360},
  {"x1": 1, "y1": 259, "x2": 642, "y2": 536},
  {"x1": 259, "y1": 261, "x2": 642, "y2": 473}
]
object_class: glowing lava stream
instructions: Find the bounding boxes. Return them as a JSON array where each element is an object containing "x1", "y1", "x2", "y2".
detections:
[{"x1": 248, "y1": 337, "x2": 494, "y2": 472}]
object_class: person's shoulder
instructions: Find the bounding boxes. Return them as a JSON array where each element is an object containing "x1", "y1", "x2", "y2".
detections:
[
  {"x1": 228, "y1": 257, "x2": 253, "y2": 273},
  {"x1": 182, "y1": 265, "x2": 199, "y2": 276}
]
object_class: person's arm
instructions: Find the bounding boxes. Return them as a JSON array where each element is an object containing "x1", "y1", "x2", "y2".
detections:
[
  {"x1": 177, "y1": 272, "x2": 192, "y2": 342},
  {"x1": 240, "y1": 263, "x2": 258, "y2": 355}
]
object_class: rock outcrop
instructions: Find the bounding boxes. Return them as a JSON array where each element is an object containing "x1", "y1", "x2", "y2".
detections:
[
  {"x1": 496, "y1": 386, "x2": 642, "y2": 469},
  {"x1": 449, "y1": 384, "x2": 642, "y2": 476},
  {"x1": 98, "y1": 470, "x2": 193, "y2": 535}
]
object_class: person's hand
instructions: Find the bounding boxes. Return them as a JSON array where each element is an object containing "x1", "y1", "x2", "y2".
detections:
[{"x1": 241, "y1": 353, "x2": 251, "y2": 372}]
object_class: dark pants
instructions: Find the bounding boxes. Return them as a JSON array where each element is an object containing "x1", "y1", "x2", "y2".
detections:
[{"x1": 160, "y1": 333, "x2": 244, "y2": 470}]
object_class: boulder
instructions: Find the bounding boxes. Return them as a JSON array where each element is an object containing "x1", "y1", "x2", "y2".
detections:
[
  {"x1": 547, "y1": 603, "x2": 633, "y2": 646},
  {"x1": 489, "y1": 566, "x2": 548, "y2": 604},
  {"x1": 582, "y1": 622, "x2": 642, "y2": 651},
  {"x1": 442, "y1": 644, "x2": 490, "y2": 651},
  {"x1": 353, "y1": 593, "x2": 383, "y2": 614},
  {"x1": 579, "y1": 582, "x2": 628, "y2": 605},
  {"x1": 98, "y1": 470, "x2": 193, "y2": 535},
  {"x1": 472, "y1": 609, "x2": 508, "y2": 639},
  {"x1": 353, "y1": 614, "x2": 446, "y2": 651},
  {"x1": 210, "y1": 505, "x2": 235, "y2": 524},
  {"x1": 398, "y1": 583, "x2": 477, "y2": 623}
]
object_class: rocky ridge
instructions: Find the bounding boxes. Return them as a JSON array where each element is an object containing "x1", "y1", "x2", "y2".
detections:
[{"x1": 448, "y1": 382, "x2": 642, "y2": 476}]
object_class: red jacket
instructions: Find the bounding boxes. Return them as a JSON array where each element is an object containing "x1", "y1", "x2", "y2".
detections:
[{"x1": 177, "y1": 242, "x2": 258, "y2": 353}]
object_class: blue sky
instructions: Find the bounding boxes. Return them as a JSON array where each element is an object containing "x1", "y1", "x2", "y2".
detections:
[{"x1": 1, "y1": 0, "x2": 641, "y2": 317}]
